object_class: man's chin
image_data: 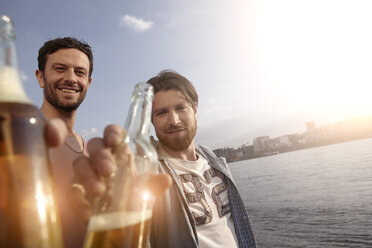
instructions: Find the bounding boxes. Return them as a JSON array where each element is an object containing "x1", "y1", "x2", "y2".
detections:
[
  {"x1": 160, "y1": 137, "x2": 192, "y2": 152},
  {"x1": 55, "y1": 97, "x2": 84, "y2": 112},
  {"x1": 55, "y1": 102, "x2": 80, "y2": 112}
]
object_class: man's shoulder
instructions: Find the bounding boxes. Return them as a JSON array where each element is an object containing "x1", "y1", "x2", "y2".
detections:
[
  {"x1": 196, "y1": 144, "x2": 225, "y2": 166},
  {"x1": 196, "y1": 144, "x2": 216, "y2": 157}
]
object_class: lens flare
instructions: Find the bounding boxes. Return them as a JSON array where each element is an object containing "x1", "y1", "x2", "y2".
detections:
[{"x1": 141, "y1": 190, "x2": 151, "y2": 201}]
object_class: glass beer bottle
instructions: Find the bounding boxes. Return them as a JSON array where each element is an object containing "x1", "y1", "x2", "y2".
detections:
[
  {"x1": 0, "y1": 15, "x2": 63, "y2": 247},
  {"x1": 84, "y1": 83, "x2": 158, "y2": 248}
]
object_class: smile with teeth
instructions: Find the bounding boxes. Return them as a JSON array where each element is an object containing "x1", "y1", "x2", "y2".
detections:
[{"x1": 59, "y1": 88, "x2": 79, "y2": 93}]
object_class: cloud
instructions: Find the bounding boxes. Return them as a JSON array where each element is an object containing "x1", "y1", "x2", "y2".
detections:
[
  {"x1": 119, "y1": 15, "x2": 154, "y2": 32},
  {"x1": 208, "y1": 97, "x2": 216, "y2": 105},
  {"x1": 80, "y1": 127, "x2": 98, "y2": 139}
]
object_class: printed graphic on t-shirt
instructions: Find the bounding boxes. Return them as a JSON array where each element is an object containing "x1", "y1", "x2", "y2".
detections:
[{"x1": 179, "y1": 168, "x2": 231, "y2": 226}]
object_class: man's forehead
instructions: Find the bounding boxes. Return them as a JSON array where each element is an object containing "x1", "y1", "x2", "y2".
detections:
[
  {"x1": 47, "y1": 48, "x2": 88, "y2": 61},
  {"x1": 46, "y1": 48, "x2": 90, "y2": 68},
  {"x1": 154, "y1": 89, "x2": 187, "y2": 101},
  {"x1": 153, "y1": 89, "x2": 188, "y2": 107}
]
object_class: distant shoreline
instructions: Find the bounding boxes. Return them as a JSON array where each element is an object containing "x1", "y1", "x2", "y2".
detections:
[{"x1": 227, "y1": 136, "x2": 372, "y2": 163}]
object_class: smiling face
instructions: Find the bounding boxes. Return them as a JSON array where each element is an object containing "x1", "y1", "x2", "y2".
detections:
[
  {"x1": 36, "y1": 48, "x2": 92, "y2": 112},
  {"x1": 152, "y1": 89, "x2": 197, "y2": 152}
]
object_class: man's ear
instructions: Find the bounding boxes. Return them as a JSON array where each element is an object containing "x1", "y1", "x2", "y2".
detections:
[
  {"x1": 35, "y1": 69, "x2": 45, "y2": 88},
  {"x1": 87, "y1": 77, "x2": 92, "y2": 88}
]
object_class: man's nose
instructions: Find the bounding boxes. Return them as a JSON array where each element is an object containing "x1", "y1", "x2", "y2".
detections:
[
  {"x1": 168, "y1": 111, "x2": 180, "y2": 125},
  {"x1": 64, "y1": 69, "x2": 78, "y2": 83}
]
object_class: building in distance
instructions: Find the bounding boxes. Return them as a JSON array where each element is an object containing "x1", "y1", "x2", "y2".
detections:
[{"x1": 213, "y1": 115, "x2": 372, "y2": 163}]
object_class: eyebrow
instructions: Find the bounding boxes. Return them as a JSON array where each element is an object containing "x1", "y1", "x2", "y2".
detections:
[
  {"x1": 153, "y1": 101, "x2": 189, "y2": 113},
  {"x1": 74, "y1": 66, "x2": 88, "y2": 72},
  {"x1": 51, "y1": 63, "x2": 88, "y2": 72},
  {"x1": 153, "y1": 107, "x2": 167, "y2": 114},
  {"x1": 51, "y1": 63, "x2": 66, "y2": 67}
]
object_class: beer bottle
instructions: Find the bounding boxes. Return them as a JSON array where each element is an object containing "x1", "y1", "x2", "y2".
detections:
[
  {"x1": 84, "y1": 83, "x2": 158, "y2": 248},
  {"x1": 0, "y1": 15, "x2": 63, "y2": 247}
]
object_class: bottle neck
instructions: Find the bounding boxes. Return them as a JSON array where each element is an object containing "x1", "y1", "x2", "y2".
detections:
[
  {"x1": 0, "y1": 15, "x2": 31, "y2": 104},
  {"x1": 124, "y1": 92, "x2": 153, "y2": 140},
  {"x1": 0, "y1": 28, "x2": 17, "y2": 69}
]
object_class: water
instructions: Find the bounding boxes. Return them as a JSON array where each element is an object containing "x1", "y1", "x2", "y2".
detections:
[{"x1": 229, "y1": 138, "x2": 372, "y2": 248}]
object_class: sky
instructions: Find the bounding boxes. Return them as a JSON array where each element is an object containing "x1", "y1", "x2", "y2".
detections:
[{"x1": 2, "y1": 0, "x2": 372, "y2": 149}]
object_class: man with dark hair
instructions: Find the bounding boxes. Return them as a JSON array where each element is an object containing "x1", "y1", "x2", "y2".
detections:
[
  {"x1": 73, "y1": 70, "x2": 257, "y2": 247},
  {"x1": 35, "y1": 37, "x2": 93, "y2": 248},
  {"x1": 37, "y1": 37, "x2": 93, "y2": 78}
]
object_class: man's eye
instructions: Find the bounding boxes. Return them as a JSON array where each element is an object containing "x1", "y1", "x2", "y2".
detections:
[
  {"x1": 55, "y1": 67, "x2": 65, "y2": 72},
  {"x1": 155, "y1": 111, "x2": 166, "y2": 116},
  {"x1": 76, "y1": 70, "x2": 86, "y2": 76}
]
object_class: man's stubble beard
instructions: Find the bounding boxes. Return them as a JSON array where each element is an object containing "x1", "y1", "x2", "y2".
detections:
[
  {"x1": 43, "y1": 77, "x2": 87, "y2": 113},
  {"x1": 157, "y1": 119, "x2": 197, "y2": 152}
]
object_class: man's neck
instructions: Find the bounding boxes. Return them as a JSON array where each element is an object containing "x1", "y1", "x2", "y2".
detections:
[
  {"x1": 40, "y1": 101, "x2": 76, "y2": 134},
  {"x1": 160, "y1": 141, "x2": 198, "y2": 161}
]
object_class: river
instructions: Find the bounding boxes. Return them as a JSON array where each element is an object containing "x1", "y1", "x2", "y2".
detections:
[{"x1": 229, "y1": 138, "x2": 372, "y2": 247}]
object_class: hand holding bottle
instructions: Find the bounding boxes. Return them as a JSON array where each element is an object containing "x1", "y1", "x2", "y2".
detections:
[
  {"x1": 70, "y1": 124, "x2": 171, "y2": 247},
  {"x1": 71, "y1": 124, "x2": 171, "y2": 211}
]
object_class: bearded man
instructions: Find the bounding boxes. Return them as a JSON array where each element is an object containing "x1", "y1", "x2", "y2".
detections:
[
  {"x1": 73, "y1": 70, "x2": 257, "y2": 247},
  {"x1": 35, "y1": 37, "x2": 93, "y2": 248}
]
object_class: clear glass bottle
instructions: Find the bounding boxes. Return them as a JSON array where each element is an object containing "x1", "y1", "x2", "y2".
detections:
[
  {"x1": 0, "y1": 15, "x2": 63, "y2": 248},
  {"x1": 84, "y1": 83, "x2": 158, "y2": 248}
]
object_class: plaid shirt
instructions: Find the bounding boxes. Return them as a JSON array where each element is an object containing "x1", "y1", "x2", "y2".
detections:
[{"x1": 149, "y1": 140, "x2": 258, "y2": 248}]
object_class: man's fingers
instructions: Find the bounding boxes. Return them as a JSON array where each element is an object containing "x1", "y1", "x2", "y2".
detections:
[
  {"x1": 147, "y1": 174, "x2": 172, "y2": 197},
  {"x1": 103, "y1": 124, "x2": 123, "y2": 147},
  {"x1": 67, "y1": 184, "x2": 91, "y2": 222},
  {"x1": 45, "y1": 118, "x2": 67, "y2": 147},
  {"x1": 87, "y1": 138, "x2": 116, "y2": 177},
  {"x1": 87, "y1": 137, "x2": 107, "y2": 154},
  {"x1": 73, "y1": 155, "x2": 105, "y2": 196}
]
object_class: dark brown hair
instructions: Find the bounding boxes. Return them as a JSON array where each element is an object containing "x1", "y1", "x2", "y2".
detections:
[{"x1": 37, "y1": 37, "x2": 93, "y2": 77}]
